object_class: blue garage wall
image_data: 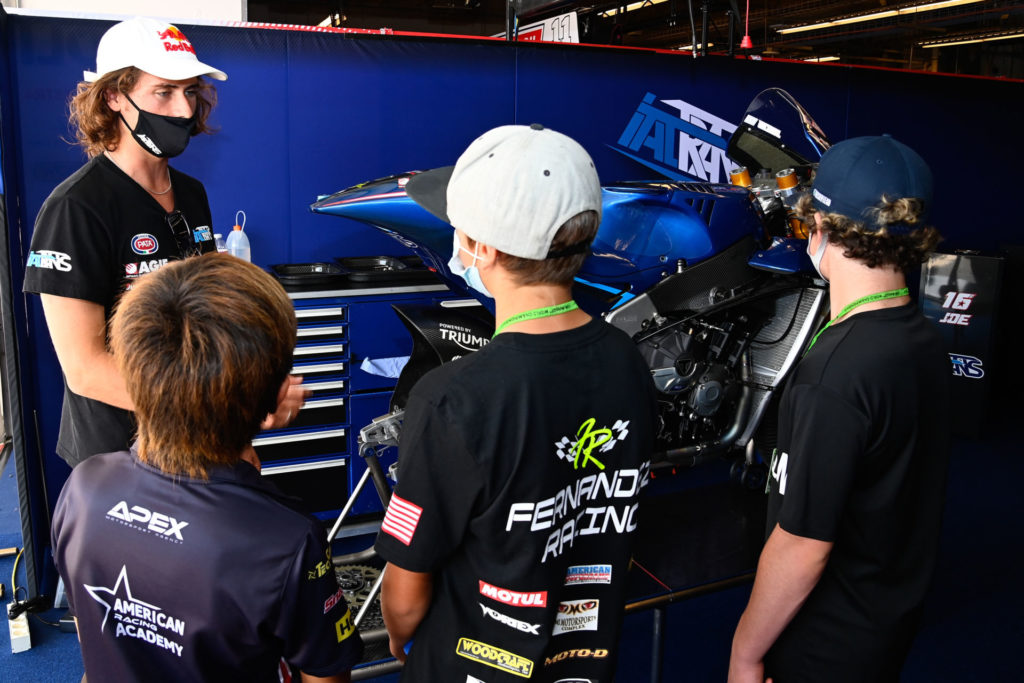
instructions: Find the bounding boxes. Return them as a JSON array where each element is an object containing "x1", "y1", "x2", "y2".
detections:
[{"x1": 1, "y1": 11, "x2": 1020, "y2": 596}]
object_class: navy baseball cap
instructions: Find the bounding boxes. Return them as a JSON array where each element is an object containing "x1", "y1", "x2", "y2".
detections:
[{"x1": 810, "y1": 135, "x2": 932, "y2": 231}]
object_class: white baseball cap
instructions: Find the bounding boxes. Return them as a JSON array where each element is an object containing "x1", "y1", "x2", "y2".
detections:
[
  {"x1": 83, "y1": 16, "x2": 227, "y2": 83},
  {"x1": 406, "y1": 124, "x2": 602, "y2": 260}
]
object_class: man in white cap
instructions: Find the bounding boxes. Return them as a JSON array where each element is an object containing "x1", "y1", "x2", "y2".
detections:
[
  {"x1": 729, "y1": 136, "x2": 951, "y2": 682},
  {"x1": 374, "y1": 124, "x2": 657, "y2": 681},
  {"x1": 23, "y1": 17, "x2": 302, "y2": 469}
]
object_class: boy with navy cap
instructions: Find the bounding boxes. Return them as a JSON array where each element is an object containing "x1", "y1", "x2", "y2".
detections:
[
  {"x1": 729, "y1": 136, "x2": 951, "y2": 683},
  {"x1": 374, "y1": 124, "x2": 657, "y2": 681}
]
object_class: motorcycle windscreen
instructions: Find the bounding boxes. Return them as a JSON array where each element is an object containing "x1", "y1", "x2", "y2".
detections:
[{"x1": 726, "y1": 88, "x2": 830, "y2": 177}]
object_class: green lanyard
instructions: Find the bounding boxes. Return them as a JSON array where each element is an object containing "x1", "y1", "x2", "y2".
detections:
[
  {"x1": 806, "y1": 287, "x2": 909, "y2": 353},
  {"x1": 493, "y1": 301, "x2": 579, "y2": 338}
]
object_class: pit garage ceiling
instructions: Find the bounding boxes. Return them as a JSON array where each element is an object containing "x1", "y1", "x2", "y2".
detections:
[{"x1": 247, "y1": 1, "x2": 1024, "y2": 77}]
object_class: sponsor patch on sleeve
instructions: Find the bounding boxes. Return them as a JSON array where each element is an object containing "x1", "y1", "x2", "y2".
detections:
[
  {"x1": 335, "y1": 610, "x2": 355, "y2": 642},
  {"x1": 381, "y1": 494, "x2": 423, "y2": 546},
  {"x1": 564, "y1": 564, "x2": 612, "y2": 586},
  {"x1": 552, "y1": 599, "x2": 600, "y2": 635}
]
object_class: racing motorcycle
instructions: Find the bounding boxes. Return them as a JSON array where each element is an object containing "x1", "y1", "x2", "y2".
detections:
[{"x1": 311, "y1": 88, "x2": 831, "y2": 492}]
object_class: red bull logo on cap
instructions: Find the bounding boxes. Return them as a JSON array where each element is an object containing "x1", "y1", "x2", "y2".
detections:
[{"x1": 157, "y1": 25, "x2": 195, "y2": 55}]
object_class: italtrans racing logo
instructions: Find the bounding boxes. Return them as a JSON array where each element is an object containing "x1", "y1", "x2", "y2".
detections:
[
  {"x1": 456, "y1": 637, "x2": 533, "y2": 678},
  {"x1": 950, "y1": 353, "x2": 984, "y2": 379},
  {"x1": 106, "y1": 501, "x2": 188, "y2": 543},
  {"x1": 157, "y1": 25, "x2": 196, "y2": 55},
  {"x1": 26, "y1": 250, "x2": 72, "y2": 272},
  {"x1": 84, "y1": 565, "x2": 186, "y2": 658},
  {"x1": 612, "y1": 92, "x2": 737, "y2": 182}
]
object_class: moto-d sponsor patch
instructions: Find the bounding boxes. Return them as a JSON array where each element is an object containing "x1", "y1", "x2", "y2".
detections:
[
  {"x1": 553, "y1": 599, "x2": 599, "y2": 635},
  {"x1": 564, "y1": 564, "x2": 612, "y2": 586},
  {"x1": 545, "y1": 648, "x2": 609, "y2": 666},
  {"x1": 456, "y1": 637, "x2": 533, "y2": 678}
]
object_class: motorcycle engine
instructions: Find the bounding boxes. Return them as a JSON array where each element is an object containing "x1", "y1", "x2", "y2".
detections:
[{"x1": 636, "y1": 309, "x2": 759, "y2": 448}]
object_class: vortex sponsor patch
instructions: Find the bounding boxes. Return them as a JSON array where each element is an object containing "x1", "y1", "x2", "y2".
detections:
[{"x1": 456, "y1": 637, "x2": 533, "y2": 678}]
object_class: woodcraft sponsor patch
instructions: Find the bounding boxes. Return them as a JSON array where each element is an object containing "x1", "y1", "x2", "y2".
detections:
[{"x1": 456, "y1": 637, "x2": 533, "y2": 678}]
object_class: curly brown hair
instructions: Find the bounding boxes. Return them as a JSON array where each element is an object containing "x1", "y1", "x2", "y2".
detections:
[
  {"x1": 68, "y1": 67, "x2": 217, "y2": 158},
  {"x1": 110, "y1": 254, "x2": 296, "y2": 478},
  {"x1": 795, "y1": 193, "x2": 941, "y2": 272},
  {"x1": 466, "y1": 210, "x2": 599, "y2": 287}
]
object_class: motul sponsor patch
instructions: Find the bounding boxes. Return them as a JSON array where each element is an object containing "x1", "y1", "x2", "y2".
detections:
[{"x1": 478, "y1": 580, "x2": 547, "y2": 607}]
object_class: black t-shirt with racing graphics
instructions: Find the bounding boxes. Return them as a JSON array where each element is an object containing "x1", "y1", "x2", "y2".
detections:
[
  {"x1": 51, "y1": 449, "x2": 364, "y2": 681},
  {"x1": 375, "y1": 317, "x2": 658, "y2": 682},
  {"x1": 764, "y1": 304, "x2": 951, "y2": 683},
  {"x1": 23, "y1": 154, "x2": 216, "y2": 467}
]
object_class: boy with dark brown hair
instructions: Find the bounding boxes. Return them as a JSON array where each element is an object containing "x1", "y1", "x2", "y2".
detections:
[{"x1": 52, "y1": 254, "x2": 363, "y2": 682}]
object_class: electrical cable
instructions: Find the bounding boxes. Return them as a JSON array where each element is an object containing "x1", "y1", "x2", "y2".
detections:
[
  {"x1": 7, "y1": 547, "x2": 58, "y2": 626},
  {"x1": 9, "y1": 546, "x2": 20, "y2": 593}
]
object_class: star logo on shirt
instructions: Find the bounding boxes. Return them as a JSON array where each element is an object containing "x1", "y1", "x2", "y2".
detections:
[{"x1": 83, "y1": 565, "x2": 161, "y2": 633}]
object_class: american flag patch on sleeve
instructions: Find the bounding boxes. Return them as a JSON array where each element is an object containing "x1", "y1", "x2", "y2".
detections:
[{"x1": 381, "y1": 494, "x2": 423, "y2": 546}]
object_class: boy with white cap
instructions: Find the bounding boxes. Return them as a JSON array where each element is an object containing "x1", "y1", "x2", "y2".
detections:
[
  {"x1": 374, "y1": 124, "x2": 657, "y2": 681},
  {"x1": 23, "y1": 17, "x2": 301, "y2": 469},
  {"x1": 729, "y1": 135, "x2": 951, "y2": 683}
]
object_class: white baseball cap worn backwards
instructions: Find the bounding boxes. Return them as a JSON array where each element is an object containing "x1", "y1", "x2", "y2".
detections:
[
  {"x1": 84, "y1": 16, "x2": 227, "y2": 83},
  {"x1": 406, "y1": 124, "x2": 602, "y2": 261},
  {"x1": 448, "y1": 124, "x2": 602, "y2": 260}
]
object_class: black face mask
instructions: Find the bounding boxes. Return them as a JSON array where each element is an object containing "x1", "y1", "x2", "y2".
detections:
[{"x1": 119, "y1": 94, "x2": 196, "y2": 158}]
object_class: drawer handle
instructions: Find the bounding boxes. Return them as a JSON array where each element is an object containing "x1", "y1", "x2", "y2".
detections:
[
  {"x1": 261, "y1": 459, "x2": 347, "y2": 476},
  {"x1": 292, "y1": 362, "x2": 346, "y2": 374},
  {"x1": 253, "y1": 427, "x2": 346, "y2": 447},
  {"x1": 297, "y1": 326, "x2": 346, "y2": 337},
  {"x1": 301, "y1": 397, "x2": 345, "y2": 410},
  {"x1": 295, "y1": 307, "x2": 345, "y2": 319},
  {"x1": 294, "y1": 344, "x2": 346, "y2": 356},
  {"x1": 305, "y1": 380, "x2": 346, "y2": 391}
]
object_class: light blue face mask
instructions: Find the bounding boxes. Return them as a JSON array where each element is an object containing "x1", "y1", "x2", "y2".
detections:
[
  {"x1": 448, "y1": 231, "x2": 493, "y2": 298},
  {"x1": 807, "y1": 229, "x2": 829, "y2": 282}
]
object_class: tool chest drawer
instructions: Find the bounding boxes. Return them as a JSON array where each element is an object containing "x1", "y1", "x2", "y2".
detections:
[{"x1": 258, "y1": 282, "x2": 452, "y2": 518}]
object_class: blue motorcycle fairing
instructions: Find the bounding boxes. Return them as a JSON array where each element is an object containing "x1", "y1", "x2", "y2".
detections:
[
  {"x1": 313, "y1": 174, "x2": 772, "y2": 310},
  {"x1": 748, "y1": 237, "x2": 816, "y2": 275}
]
